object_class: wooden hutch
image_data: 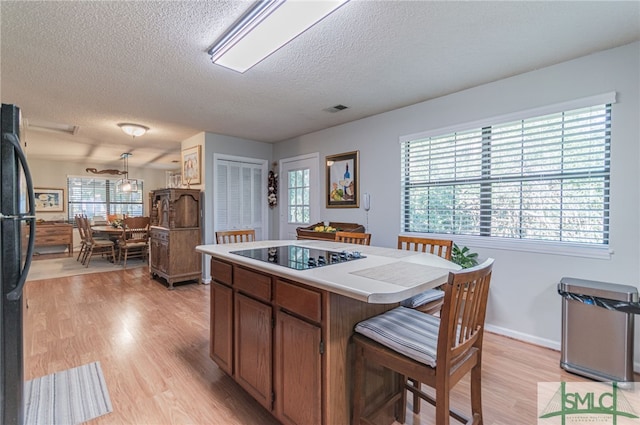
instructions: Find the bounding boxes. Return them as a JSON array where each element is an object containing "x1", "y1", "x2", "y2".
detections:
[{"x1": 149, "y1": 188, "x2": 201, "y2": 289}]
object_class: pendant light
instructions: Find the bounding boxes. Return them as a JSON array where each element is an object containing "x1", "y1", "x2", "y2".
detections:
[{"x1": 116, "y1": 152, "x2": 138, "y2": 192}]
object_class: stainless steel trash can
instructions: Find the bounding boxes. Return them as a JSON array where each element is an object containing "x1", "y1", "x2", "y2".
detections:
[{"x1": 559, "y1": 277, "x2": 638, "y2": 382}]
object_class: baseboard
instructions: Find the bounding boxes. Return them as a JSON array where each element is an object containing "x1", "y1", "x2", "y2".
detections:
[
  {"x1": 485, "y1": 324, "x2": 560, "y2": 350},
  {"x1": 485, "y1": 324, "x2": 640, "y2": 375}
]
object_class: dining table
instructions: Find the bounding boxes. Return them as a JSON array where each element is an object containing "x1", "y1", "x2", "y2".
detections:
[{"x1": 91, "y1": 225, "x2": 124, "y2": 237}]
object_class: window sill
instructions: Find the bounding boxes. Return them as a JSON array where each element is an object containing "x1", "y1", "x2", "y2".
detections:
[{"x1": 403, "y1": 233, "x2": 612, "y2": 260}]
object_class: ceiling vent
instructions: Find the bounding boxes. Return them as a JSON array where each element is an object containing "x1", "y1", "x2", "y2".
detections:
[
  {"x1": 25, "y1": 119, "x2": 79, "y2": 135},
  {"x1": 324, "y1": 104, "x2": 349, "y2": 113}
]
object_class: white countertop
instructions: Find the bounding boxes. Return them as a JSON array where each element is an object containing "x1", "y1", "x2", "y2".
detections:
[{"x1": 196, "y1": 240, "x2": 460, "y2": 304}]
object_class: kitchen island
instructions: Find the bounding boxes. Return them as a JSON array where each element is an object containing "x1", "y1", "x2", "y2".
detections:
[{"x1": 196, "y1": 239, "x2": 459, "y2": 425}]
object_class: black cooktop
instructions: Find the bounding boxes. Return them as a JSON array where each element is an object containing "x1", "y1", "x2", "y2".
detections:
[{"x1": 230, "y1": 245, "x2": 366, "y2": 270}]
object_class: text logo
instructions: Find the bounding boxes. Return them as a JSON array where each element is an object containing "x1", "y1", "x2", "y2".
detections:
[{"x1": 538, "y1": 381, "x2": 640, "y2": 424}]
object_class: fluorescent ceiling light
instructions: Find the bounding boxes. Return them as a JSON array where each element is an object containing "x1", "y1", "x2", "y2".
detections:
[
  {"x1": 25, "y1": 119, "x2": 79, "y2": 135},
  {"x1": 208, "y1": 0, "x2": 349, "y2": 73}
]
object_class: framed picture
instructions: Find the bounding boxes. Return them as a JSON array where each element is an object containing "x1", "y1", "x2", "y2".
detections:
[
  {"x1": 34, "y1": 188, "x2": 65, "y2": 212},
  {"x1": 326, "y1": 150, "x2": 359, "y2": 208},
  {"x1": 181, "y1": 145, "x2": 201, "y2": 185}
]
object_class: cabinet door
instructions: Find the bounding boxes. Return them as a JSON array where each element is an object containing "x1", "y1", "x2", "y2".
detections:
[
  {"x1": 275, "y1": 311, "x2": 322, "y2": 425},
  {"x1": 235, "y1": 293, "x2": 272, "y2": 410},
  {"x1": 211, "y1": 282, "x2": 233, "y2": 375},
  {"x1": 150, "y1": 238, "x2": 161, "y2": 271},
  {"x1": 150, "y1": 237, "x2": 169, "y2": 273}
]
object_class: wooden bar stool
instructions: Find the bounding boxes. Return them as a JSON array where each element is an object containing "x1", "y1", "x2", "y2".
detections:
[
  {"x1": 215, "y1": 229, "x2": 256, "y2": 244},
  {"x1": 335, "y1": 231, "x2": 371, "y2": 245},
  {"x1": 352, "y1": 259, "x2": 494, "y2": 425}
]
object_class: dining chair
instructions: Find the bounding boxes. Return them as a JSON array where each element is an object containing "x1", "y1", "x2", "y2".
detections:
[
  {"x1": 118, "y1": 216, "x2": 150, "y2": 268},
  {"x1": 397, "y1": 236, "x2": 454, "y2": 315},
  {"x1": 81, "y1": 215, "x2": 116, "y2": 267},
  {"x1": 334, "y1": 231, "x2": 371, "y2": 245},
  {"x1": 215, "y1": 229, "x2": 256, "y2": 244},
  {"x1": 351, "y1": 258, "x2": 494, "y2": 425},
  {"x1": 74, "y1": 214, "x2": 88, "y2": 262},
  {"x1": 397, "y1": 235, "x2": 455, "y2": 414},
  {"x1": 398, "y1": 235, "x2": 453, "y2": 260}
]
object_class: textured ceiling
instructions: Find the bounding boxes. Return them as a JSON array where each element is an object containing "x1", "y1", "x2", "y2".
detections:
[{"x1": 1, "y1": 1, "x2": 639, "y2": 169}]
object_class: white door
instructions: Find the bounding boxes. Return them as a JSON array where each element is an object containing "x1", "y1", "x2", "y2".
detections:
[
  {"x1": 279, "y1": 153, "x2": 320, "y2": 240},
  {"x1": 215, "y1": 157, "x2": 268, "y2": 240}
]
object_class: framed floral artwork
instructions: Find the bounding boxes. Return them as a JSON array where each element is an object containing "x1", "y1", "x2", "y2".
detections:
[
  {"x1": 34, "y1": 188, "x2": 65, "y2": 212},
  {"x1": 326, "y1": 150, "x2": 359, "y2": 208},
  {"x1": 181, "y1": 145, "x2": 201, "y2": 185}
]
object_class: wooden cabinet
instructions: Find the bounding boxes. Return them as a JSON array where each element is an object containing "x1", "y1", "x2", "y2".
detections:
[
  {"x1": 211, "y1": 282, "x2": 233, "y2": 375},
  {"x1": 275, "y1": 311, "x2": 322, "y2": 425},
  {"x1": 210, "y1": 258, "x2": 234, "y2": 374},
  {"x1": 209, "y1": 259, "x2": 324, "y2": 425},
  {"x1": 25, "y1": 222, "x2": 73, "y2": 256},
  {"x1": 150, "y1": 188, "x2": 200, "y2": 229},
  {"x1": 274, "y1": 279, "x2": 322, "y2": 425},
  {"x1": 204, "y1": 249, "x2": 414, "y2": 425},
  {"x1": 149, "y1": 189, "x2": 201, "y2": 289},
  {"x1": 234, "y1": 293, "x2": 272, "y2": 410}
]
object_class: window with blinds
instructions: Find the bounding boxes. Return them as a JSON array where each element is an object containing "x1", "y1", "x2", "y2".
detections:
[
  {"x1": 67, "y1": 177, "x2": 144, "y2": 222},
  {"x1": 401, "y1": 101, "x2": 612, "y2": 245}
]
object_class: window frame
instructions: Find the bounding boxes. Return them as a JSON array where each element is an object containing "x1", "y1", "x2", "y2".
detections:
[
  {"x1": 399, "y1": 92, "x2": 616, "y2": 260},
  {"x1": 67, "y1": 175, "x2": 144, "y2": 222},
  {"x1": 287, "y1": 168, "x2": 311, "y2": 225}
]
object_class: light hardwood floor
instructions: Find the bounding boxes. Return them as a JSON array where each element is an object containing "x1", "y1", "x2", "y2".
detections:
[{"x1": 23, "y1": 267, "x2": 636, "y2": 425}]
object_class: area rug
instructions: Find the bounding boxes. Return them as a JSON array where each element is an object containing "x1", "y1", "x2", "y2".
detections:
[
  {"x1": 27, "y1": 255, "x2": 146, "y2": 281},
  {"x1": 24, "y1": 361, "x2": 113, "y2": 425}
]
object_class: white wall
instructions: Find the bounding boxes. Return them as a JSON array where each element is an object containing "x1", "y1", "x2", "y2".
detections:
[{"x1": 274, "y1": 42, "x2": 640, "y2": 366}]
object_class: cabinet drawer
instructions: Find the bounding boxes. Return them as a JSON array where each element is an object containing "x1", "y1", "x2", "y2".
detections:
[
  {"x1": 211, "y1": 259, "x2": 233, "y2": 286},
  {"x1": 275, "y1": 279, "x2": 322, "y2": 323},
  {"x1": 234, "y1": 267, "x2": 271, "y2": 302},
  {"x1": 150, "y1": 227, "x2": 169, "y2": 241},
  {"x1": 38, "y1": 236, "x2": 68, "y2": 244},
  {"x1": 38, "y1": 228, "x2": 67, "y2": 236}
]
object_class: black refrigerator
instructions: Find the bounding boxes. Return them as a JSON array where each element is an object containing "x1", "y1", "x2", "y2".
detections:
[{"x1": 0, "y1": 103, "x2": 36, "y2": 425}]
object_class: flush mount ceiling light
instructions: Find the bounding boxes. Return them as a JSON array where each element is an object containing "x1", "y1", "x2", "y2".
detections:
[
  {"x1": 118, "y1": 123, "x2": 149, "y2": 138},
  {"x1": 208, "y1": 0, "x2": 349, "y2": 73}
]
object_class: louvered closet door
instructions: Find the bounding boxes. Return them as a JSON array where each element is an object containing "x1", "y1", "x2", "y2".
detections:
[{"x1": 216, "y1": 159, "x2": 264, "y2": 238}]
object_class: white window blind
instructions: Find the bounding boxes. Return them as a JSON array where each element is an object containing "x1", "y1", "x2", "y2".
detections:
[
  {"x1": 67, "y1": 176, "x2": 144, "y2": 222},
  {"x1": 216, "y1": 159, "x2": 264, "y2": 237},
  {"x1": 401, "y1": 102, "x2": 612, "y2": 245}
]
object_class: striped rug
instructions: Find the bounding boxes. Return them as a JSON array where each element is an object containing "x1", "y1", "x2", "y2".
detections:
[{"x1": 25, "y1": 361, "x2": 113, "y2": 425}]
